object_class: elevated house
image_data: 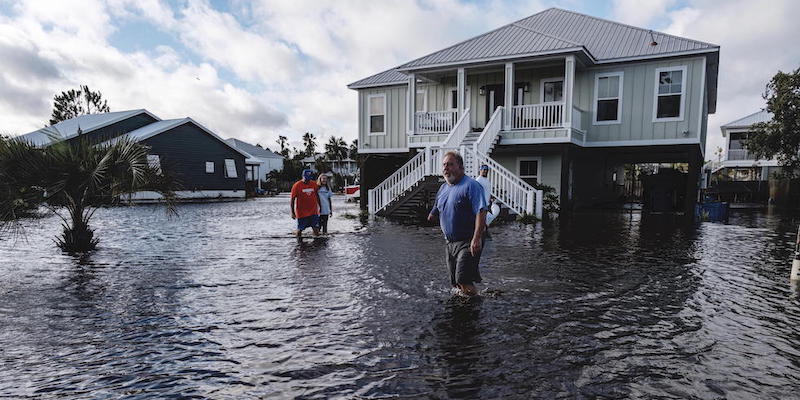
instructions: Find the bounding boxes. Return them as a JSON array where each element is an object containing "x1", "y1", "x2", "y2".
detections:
[
  {"x1": 708, "y1": 110, "x2": 782, "y2": 205},
  {"x1": 348, "y1": 8, "x2": 719, "y2": 218},
  {"x1": 225, "y1": 138, "x2": 285, "y2": 190},
  {"x1": 301, "y1": 154, "x2": 359, "y2": 177},
  {"x1": 17, "y1": 109, "x2": 250, "y2": 201}
]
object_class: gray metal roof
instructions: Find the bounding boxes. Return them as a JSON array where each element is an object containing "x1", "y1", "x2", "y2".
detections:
[
  {"x1": 225, "y1": 138, "x2": 284, "y2": 159},
  {"x1": 349, "y1": 7, "x2": 719, "y2": 89},
  {"x1": 15, "y1": 109, "x2": 156, "y2": 147},
  {"x1": 721, "y1": 110, "x2": 773, "y2": 130}
]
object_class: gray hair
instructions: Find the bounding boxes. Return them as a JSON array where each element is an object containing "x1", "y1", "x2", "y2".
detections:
[{"x1": 442, "y1": 150, "x2": 463, "y2": 168}]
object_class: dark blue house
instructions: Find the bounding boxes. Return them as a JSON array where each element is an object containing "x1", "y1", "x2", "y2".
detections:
[{"x1": 18, "y1": 109, "x2": 249, "y2": 201}]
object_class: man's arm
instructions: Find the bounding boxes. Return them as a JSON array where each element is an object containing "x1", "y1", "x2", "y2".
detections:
[
  {"x1": 470, "y1": 210, "x2": 487, "y2": 256},
  {"x1": 290, "y1": 196, "x2": 296, "y2": 219}
]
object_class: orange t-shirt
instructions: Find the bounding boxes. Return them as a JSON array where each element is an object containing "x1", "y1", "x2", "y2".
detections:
[{"x1": 291, "y1": 180, "x2": 320, "y2": 219}]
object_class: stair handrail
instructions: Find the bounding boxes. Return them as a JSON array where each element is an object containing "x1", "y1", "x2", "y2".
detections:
[
  {"x1": 467, "y1": 148, "x2": 543, "y2": 218},
  {"x1": 441, "y1": 108, "x2": 471, "y2": 148},
  {"x1": 474, "y1": 106, "x2": 503, "y2": 155},
  {"x1": 368, "y1": 150, "x2": 427, "y2": 214}
]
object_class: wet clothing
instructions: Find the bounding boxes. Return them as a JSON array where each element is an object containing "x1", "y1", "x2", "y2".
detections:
[
  {"x1": 297, "y1": 214, "x2": 320, "y2": 231},
  {"x1": 446, "y1": 239, "x2": 483, "y2": 286},
  {"x1": 429, "y1": 175, "x2": 488, "y2": 242},
  {"x1": 319, "y1": 214, "x2": 329, "y2": 233},
  {"x1": 318, "y1": 186, "x2": 333, "y2": 216},
  {"x1": 291, "y1": 180, "x2": 319, "y2": 219}
]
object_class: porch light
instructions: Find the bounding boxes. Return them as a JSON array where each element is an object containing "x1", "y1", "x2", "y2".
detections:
[
  {"x1": 523, "y1": 83, "x2": 530, "y2": 92},
  {"x1": 479, "y1": 86, "x2": 485, "y2": 96}
]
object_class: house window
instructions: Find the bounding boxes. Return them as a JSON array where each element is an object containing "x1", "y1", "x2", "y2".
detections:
[
  {"x1": 518, "y1": 157, "x2": 541, "y2": 186},
  {"x1": 654, "y1": 66, "x2": 686, "y2": 121},
  {"x1": 541, "y1": 78, "x2": 563, "y2": 103},
  {"x1": 368, "y1": 94, "x2": 385, "y2": 135},
  {"x1": 594, "y1": 72, "x2": 623, "y2": 124},
  {"x1": 147, "y1": 154, "x2": 161, "y2": 174},
  {"x1": 206, "y1": 161, "x2": 215, "y2": 173},
  {"x1": 224, "y1": 159, "x2": 237, "y2": 178},
  {"x1": 416, "y1": 89, "x2": 427, "y2": 112},
  {"x1": 449, "y1": 88, "x2": 471, "y2": 110},
  {"x1": 517, "y1": 87, "x2": 524, "y2": 106}
]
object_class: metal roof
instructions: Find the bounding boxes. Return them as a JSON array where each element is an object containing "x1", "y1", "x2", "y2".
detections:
[
  {"x1": 721, "y1": 110, "x2": 773, "y2": 130},
  {"x1": 225, "y1": 138, "x2": 284, "y2": 159},
  {"x1": 349, "y1": 7, "x2": 719, "y2": 88},
  {"x1": 15, "y1": 109, "x2": 157, "y2": 147}
]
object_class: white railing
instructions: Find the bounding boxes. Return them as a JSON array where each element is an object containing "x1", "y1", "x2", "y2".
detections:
[
  {"x1": 474, "y1": 106, "x2": 503, "y2": 155},
  {"x1": 470, "y1": 149, "x2": 542, "y2": 218},
  {"x1": 368, "y1": 151, "x2": 427, "y2": 214},
  {"x1": 441, "y1": 108, "x2": 471, "y2": 148},
  {"x1": 571, "y1": 106, "x2": 584, "y2": 132},
  {"x1": 727, "y1": 149, "x2": 754, "y2": 161},
  {"x1": 415, "y1": 110, "x2": 458, "y2": 134},
  {"x1": 512, "y1": 103, "x2": 565, "y2": 130}
]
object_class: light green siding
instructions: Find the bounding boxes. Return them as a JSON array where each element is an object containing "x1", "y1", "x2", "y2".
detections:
[
  {"x1": 577, "y1": 57, "x2": 706, "y2": 143},
  {"x1": 491, "y1": 152, "x2": 562, "y2": 194},
  {"x1": 358, "y1": 85, "x2": 408, "y2": 151}
]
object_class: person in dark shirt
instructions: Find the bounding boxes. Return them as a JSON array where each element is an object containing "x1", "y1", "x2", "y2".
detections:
[{"x1": 428, "y1": 151, "x2": 488, "y2": 296}]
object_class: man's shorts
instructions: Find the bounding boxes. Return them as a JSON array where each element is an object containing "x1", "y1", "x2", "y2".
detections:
[
  {"x1": 297, "y1": 214, "x2": 320, "y2": 231},
  {"x1": 445, "y1": 240, "x2": 483, "y2": 286}
]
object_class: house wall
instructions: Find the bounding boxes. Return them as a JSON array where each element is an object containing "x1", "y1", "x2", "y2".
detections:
[
  {"x1": 142, "y1": 123, "x2": 246, "y2": 192},
  {"x1": 491, "y1": 152, "x2": 562, "y2": 194},
  {"x1": 575, "y1": 56, "x2": 706, "y2": 144},
  {"x1": 359, "y1": 85, "x2": 408, "y2": 152}
]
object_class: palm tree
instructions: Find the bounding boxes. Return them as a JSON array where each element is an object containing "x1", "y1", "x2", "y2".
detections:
[
  {"x1": 0, "y1": 131, "x2": 178, "y2": 252},
  {"x1": 325, "y1": 136, "x2": 348, "y2": 161},
  {"x1": 349, "y1": 139, "x2": 358, "y2": 159},
  {"x1": 276, "y1": 135, "x2": 289, "y2": 158},
  {"x1": 302, "y1": 132, "x2": 317, "y2": 157}
]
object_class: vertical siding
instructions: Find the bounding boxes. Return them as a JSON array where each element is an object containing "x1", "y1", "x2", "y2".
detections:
[
  {"x1": 581, "y1": 57, "x2": 705, "y2": 143},
  {"x1": 359, "y1": 85, "x2": 408, "y2": 151},
  {"x1": 492, "y1": 152, "x2": 562, "y2": 194}
]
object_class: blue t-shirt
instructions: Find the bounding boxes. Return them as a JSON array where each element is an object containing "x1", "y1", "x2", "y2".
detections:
[
  {"x1": 318, "y1": 186, "x2": 333, "y2": 215},
  {"x1": 430, "y1": 175, "x2": 488, "y2": 242}
]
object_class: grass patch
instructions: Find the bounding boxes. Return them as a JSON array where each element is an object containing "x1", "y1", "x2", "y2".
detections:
[{"x1": 516, "y1": 212, "x2": 540, "y2": 224}]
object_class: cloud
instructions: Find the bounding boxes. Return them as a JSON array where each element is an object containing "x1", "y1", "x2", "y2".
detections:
[{"x1": 612, "y1": 0, "x2": 675, "y2": 27}]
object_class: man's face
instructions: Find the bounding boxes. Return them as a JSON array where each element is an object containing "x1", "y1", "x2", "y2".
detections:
[
  {"x1": 442, "y1": 155, "x2": 464, "y2": 184},
  {"x1": 480, "y1": 169, "x2": 488, "y2": 177}
]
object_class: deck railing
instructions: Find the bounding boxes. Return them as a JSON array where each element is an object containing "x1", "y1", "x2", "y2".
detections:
[
  {"x1": 511, "y1": 102, "x2": 565, "y2": 130},
  {"x1": 474, "y1": 106, "x2": 503, "y2": 155},
  {"x1": 727, "y1": 149, "x2": 754, "y2": 161},
  {"x1": 415, "y1": 110, "x2": 458, "y2": 134},
  {"x1": 368, "y1": 151, "x2": 426, "y2": 215},
  {"x1": 441, "y1": 108, "x2": 471, "y2": 148}
]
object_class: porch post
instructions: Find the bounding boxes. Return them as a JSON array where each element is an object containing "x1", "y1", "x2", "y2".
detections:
[
  {"x1": 457, "y1": 67, "x2": 466, "y2": 118},
  {"x1": 407, "y1": 73, "x2": 416, "y2": 135},
  {"x1": 564, "y1": 55, "x2": 575, "y2": 129},
  {"x1": 504, "y1": 62, "x2": 514, "y2": 130}
]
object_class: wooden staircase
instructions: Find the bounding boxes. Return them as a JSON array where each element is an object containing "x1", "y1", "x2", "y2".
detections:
[{"x1": 377, "y1": 175, "x2": 442, "y2": 221}]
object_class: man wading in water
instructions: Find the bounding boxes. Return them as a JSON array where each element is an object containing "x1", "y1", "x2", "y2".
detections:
[
  {"x1": 290, "y1": 169, "x2": 321, "y2": 238},
  {"x1": 428, "y1": 151, "x2": 488, "y2": 297}
]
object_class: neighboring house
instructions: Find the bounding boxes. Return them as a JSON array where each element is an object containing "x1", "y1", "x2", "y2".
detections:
[
  {"x1": 225, "y1": 138, "x2": 285, "y2": 189},
  {"x1": 301, "y1": 153, "x2": 359, "y2": 176},
  {"x1": 708, "y1": 110, "x2": 780, "y2": 204},
  {"x1": 17, "y1": 109, "x2": 249, "y2": 201},
  {"x1": 348, "y1": 8, "x2": 719, "y2": 217}
]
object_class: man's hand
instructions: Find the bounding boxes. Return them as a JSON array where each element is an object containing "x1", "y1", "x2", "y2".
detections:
[
  {"x1": 470, "y1": 235, "x2": 482, "y2": 256},
  {"x1": 428, "y1": 213, "x2": 437, "y2": 222},
  {"x1": 291, "y1": 212, "x2": 296, "y2": 220}
]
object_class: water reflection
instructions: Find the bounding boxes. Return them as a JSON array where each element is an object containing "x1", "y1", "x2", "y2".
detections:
[{"x1": 2, "y1": 199, "x2": 800, "y2": 398}]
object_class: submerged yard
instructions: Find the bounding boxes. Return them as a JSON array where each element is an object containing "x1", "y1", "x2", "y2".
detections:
[{"x1": 1, "y1": 196, "x2": 800, "y2": 398}]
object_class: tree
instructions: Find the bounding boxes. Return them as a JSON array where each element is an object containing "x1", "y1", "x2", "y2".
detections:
[
  {"x1": 48, "y1": 85, "x2": 110, "y2": 125},
  {"x1": 745, "y1": 68, "x2": 800, "y2": 178},
  {"x1": 714, "y1": 146, "x2": 724, "y2": 162},
  {"x1": 324, "y1": 136, "x2": 348, "y2": 160},
  {"x1": 0, "y1": 131, "x2": 178, "y2": 252},
  {"x1": 302, "y1": 132, "x2": 317, "y2": 157},
  {"x1": 276, "y1": 135, "x2": 290, "y2": 158},
  {"x1": 349, "y1": 139, "x2": 358, "y2": 159}
]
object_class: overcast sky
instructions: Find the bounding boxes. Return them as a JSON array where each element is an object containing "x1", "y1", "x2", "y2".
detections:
[{"x1": 1, "y1": 0, "x2": 798, "y2": 159}]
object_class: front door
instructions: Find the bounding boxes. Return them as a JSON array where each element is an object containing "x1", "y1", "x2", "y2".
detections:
[{"x1": 484, "y1": 85, "x2": 505, "y2": 124}]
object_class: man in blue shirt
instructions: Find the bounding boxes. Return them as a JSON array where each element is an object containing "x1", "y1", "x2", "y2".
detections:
[{"x1": 428, "y1": 151, "x2": 488, "y2": 296}]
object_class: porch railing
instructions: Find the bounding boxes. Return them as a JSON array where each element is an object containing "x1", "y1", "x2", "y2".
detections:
[
  {"x1": 368, "y1": 151, "x2": 426, "y2": 215},
  {"x1": 415, "y1": 110, "x2": 458, "y2": 134},
  {"x1": 511, "y1": 102, "x2": 565, "y2": 130},
  {"x1": 474, "y1": 106, "x2": 503, "y2": 155},
  {"x1": 441, "y1": 108, "x2": 471, "y2": 148},
  {"x1": 727, "y1": 149, "x2": 754, "y2": 161}
]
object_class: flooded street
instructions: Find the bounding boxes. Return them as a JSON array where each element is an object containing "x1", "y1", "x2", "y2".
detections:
[{"x1": 2, "y1": 196, "x2": 800, "y2": 399}]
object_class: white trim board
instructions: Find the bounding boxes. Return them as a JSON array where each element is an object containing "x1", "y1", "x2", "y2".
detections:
[
  {"x1": 584, "y1": 138, "x2": 700, "y2": 147},
  {"x1": 367, "y1": 93, "x2": 387, "y2": 136},
  {"x1": 592, "y1": 71, "x2": 624, "y2": 125},
  {"x1": 516, "y1": 156, "x2": 543, "y2": 183},
  {"x1": 652, "y1": 65, "x2": 688, "y2": 123},
  {"x1": 358, "y1": 147, "x2": 410, "y2": 154}
]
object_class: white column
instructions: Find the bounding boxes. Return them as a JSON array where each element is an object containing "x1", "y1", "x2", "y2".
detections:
[
  {"x1": 504, "y1": 62, "x2": 514, "y2": 130},
  {"x1": 407, "y1": 73, "x2": 416, "y2": 135},
  {"x1": 564, "y1": 55, "x2": 575, "y2": 129},
  {"x1": 457, "y1": 68, "x2": 466, "y2": 118}
]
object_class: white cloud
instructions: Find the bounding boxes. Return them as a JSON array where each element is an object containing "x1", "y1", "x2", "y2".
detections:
[{"x1": 612, "y1": 0, "x2": 675, "y2": 27}]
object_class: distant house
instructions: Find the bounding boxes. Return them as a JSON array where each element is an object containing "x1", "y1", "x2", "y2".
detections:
[
  {"x1": 17, "y1": 109, "x2": 250, "y2": 201},
  {"x1": 301, "y1": 153, "x2": 359, "y2": 176},
  {"x1": 707, "y1": 110, "x2": 780, "y2": 204},
  {"x1": 225, "y1": 138, "x2": 285, "y2": 189}
]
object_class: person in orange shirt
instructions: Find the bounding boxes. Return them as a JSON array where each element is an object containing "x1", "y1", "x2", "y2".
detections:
[{"x1": 290, "y1": 169, "x2": 321, "y2": 238}]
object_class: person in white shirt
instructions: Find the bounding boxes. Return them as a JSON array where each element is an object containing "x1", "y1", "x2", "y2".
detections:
[{"x1": 475, "y1": 164, "x2": 500, "y2": 226}]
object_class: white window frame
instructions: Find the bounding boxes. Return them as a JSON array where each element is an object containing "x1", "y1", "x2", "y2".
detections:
[
  {"x1": 448, "y1": 87, "x2": 471, "y2": 110},
  {"x1": 416, "y1": 88, "x2": 427, "y2": 112},
  {"x1": 593, "y1": 71, "x2": 624, "y2": 125},
  {"x1": 367, "y1": 93, "x2": 386, "y2": 136},
  {"x1": 539, "y1": 77, "x2": 564, "y2": 104},
  {"x1": 516, "y1": 156, "x2": 542, "y2": 184},
  {"x1": 205, "y1": 161, "x2": 215, "y2": 174},
  {"x1": 224, "y1": 159, "x2": 237, "y2": 178},
  {"x1": 147, "y1": 154, "x2": 162, "y2": 175},
  {"x1": 652, "y1": 65, "x2": 687, "y2": 122}
]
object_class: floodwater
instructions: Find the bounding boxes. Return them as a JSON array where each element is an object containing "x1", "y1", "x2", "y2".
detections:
[{"x1": 2, "y1": 196, "x2": 800, "y2": 399}]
